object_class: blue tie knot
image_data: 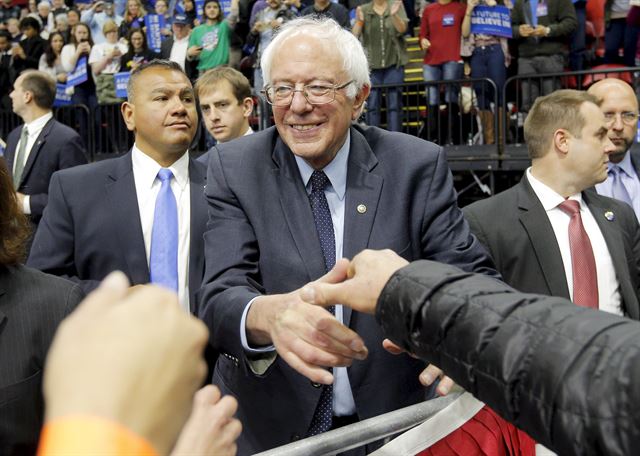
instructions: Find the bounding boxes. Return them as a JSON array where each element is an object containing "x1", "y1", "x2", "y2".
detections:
[
  {"x1": 610, "y1": 165, "x2": 625, "y2": 177},
  {"x1": 310, "y1": 170, "x2": 330, "y2": 193},
  {"x1": 158, "y1": 168, "x2": 174, "y2": 182}
]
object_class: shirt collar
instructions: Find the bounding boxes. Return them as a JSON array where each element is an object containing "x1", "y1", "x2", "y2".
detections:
[
  {"x1": 294, "y1": 130, "x2": 349, "y2": 201},
  {"x1": 527, "y1": 167, "x2": 585, "y2": 211},
  {"x1": 609, "y1": 152, "x2": 634, "y2": 177},
  {"x1": 25, "y1": 112, "x2": 53, "y2": 136},
  {"x1": 131, "y1": 143, "x2": 190, "y2": 191}
]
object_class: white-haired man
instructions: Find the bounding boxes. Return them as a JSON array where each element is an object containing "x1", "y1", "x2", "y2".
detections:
[{"x1": 198, "y1": 16, "x2": 497, "y2": 455}]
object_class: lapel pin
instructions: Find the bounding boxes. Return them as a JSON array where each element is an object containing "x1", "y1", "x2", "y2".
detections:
[
  {"x1": 357, "y1": 204, "x2": 367, "y2": 214},
  {"x1": 604, "y1": 211, "x2": 615, "y2": 221}
]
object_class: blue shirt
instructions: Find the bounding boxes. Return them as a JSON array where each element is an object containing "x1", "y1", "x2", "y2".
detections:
[{"x1": 595, "y1": 152, "x2": 640, "y2": 221}]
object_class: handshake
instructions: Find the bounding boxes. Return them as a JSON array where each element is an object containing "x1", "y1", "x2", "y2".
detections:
[{"x1": 40, "y1": 250, "x2": 448, "y2": 455}]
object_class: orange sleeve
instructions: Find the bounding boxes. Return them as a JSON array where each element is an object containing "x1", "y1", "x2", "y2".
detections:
[{"x1": 37, "y1": 416, "x2": 158, "y2": 456}]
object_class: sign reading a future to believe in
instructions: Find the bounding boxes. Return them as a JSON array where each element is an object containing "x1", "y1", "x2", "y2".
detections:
[{"x1": 469, "y1": 6, "x2": 512, "y2": 39}]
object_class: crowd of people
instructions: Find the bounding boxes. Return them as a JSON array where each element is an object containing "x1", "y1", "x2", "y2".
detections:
[
  {"x1": 2, "y1": 1, "x2": 640, "y2": 456},
  {"x1": 1, "y1": 0, "x2": 639, "y2": 138}
]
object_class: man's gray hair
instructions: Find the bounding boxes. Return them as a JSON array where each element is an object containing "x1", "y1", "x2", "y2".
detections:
[{"x1": 259, "y1": 17, "x2": 370, "y2": 98}]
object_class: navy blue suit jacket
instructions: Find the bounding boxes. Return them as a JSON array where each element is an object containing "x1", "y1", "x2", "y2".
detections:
[
  {"x1": 199, "y1": 124, "x2": 497, "y2": 454},
  {"x1": 27, "y1": 152, "x2": 208, "y2": 313},
  {"x1": 3, "y1": 117, "x2": 87, "y2": 222}
]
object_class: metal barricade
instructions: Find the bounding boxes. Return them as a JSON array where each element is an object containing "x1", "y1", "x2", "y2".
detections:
[
  {"x1": 367, "y1": 78, "x2": 498, "y2": 153},
  {"x1": 501, "y1": 66, "x2": 640, "y2": 170},
  {"x1": 54, "y1": 104, "x2": 93, "y2": 158},
  {"x1": 255, "y1": 392, "x2": 462, "y2": 456},
  {"x1": 94, "y1": 103, "x2": 133, "y2": 159}
]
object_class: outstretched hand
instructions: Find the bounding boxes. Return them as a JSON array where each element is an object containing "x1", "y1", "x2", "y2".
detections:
[
  {"x1": 300, "y1": 249, "x2": 408, "y2": 315},
  {"x1": 246, "y1": 261, "x2": 368, "y2": 385}
]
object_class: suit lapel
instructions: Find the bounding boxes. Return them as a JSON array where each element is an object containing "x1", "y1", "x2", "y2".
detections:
[
  {"x1": 342, "y1": 127, "x2": 382, "y2": 327},
  {"x1": 188, "y1": 157, "x2": 207, "y2": 314},
  {"x1": 19, "y1": 118, "x2": 54, "y2": 187},
  {"x1": 105, "y1": 152, "x2": 149, "y2": 285},
  {"x1": 584, "y1": 191, "x2": 640, "y2": 319},
  {"x1": 272, "y1": 137, "x2": 328, "y2": 284},
  {"x1": 517, "y1": 176, "x2": 571, "y2": 298}
]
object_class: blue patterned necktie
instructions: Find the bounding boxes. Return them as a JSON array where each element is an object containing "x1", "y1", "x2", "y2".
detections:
[
  {"x1": 307, "y1": 170, "x2": 335, "y2": 436},
  {"x1": 149, "y1": 168, "x2": 178, "y2": 292},
  {"x1": 609, "y1": 165, "x2": 633, "y2": 207}
]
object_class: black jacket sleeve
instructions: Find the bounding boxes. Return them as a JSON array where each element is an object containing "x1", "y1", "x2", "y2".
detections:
[{"x1": 376, "y1": 260, "x2": 640, "y2": 456}]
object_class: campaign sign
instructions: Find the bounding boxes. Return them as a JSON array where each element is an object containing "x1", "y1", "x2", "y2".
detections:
[
  {"x1": 196, "y1": 0, "x2": 204, "y2": 21},
  {"x1": 220, "y1": 0, "x2": 231, "y2": 15},
  {"x1": 54, "y1": 83, "x2": 72, "y2": 107},
  {"x1": 469, "y1": 6, "x2": 512, "y2": 38},
  {"x1": 67, "y1": 56, "x2": 88, "y2": 87},
  {"x1": 145, "y1": 14, "x2": 165, "y2": 53},
  {"x1": 114, "y1": 72, "x2": 130, "y2": 99}
]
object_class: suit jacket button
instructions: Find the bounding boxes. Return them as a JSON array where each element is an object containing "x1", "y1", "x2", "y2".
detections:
[{"x1": 311, "y1": 382, "x2": 322, "y2": 388}]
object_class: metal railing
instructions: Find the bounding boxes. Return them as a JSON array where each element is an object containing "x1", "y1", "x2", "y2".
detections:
[
  {"x1": 255, "y1": 392, "x2": 462, "y2": 456},
  {"x1": 3, "y1": 65, "x2": 639, "y2": 168},
  {"x1": 502, "y1": 66, "x2": 640, "y2": 151}
]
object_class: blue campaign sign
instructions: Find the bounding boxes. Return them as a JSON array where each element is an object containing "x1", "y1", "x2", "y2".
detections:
[
  {"x1": 469, "y1": 5, "x2": 512, "y2": 39},
  {"x1": 195, "y1": 0, "x2": 204, "y2": 21},
  {"x1": 145, "y1": 14, "x2": 165, "y2": 53},
  {"x1": 219, "y1": 0, "x2": 231, "y2": 15},
  {"x1": 114, "y1": 72, "x2": 130, "y2": 99},
  {"x1": 54, "y1": 83, "x2": 72, "y2": 107},
  {"x1": 67, "y1": 56, "x2": 88, "y2": 87}
]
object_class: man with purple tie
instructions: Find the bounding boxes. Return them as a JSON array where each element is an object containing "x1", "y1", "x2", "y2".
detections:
[{"x1": 589, "y1": 78, "x2": 640, "y2": 221}]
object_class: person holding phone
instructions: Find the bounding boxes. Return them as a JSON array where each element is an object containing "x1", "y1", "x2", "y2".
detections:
[{"x1": 81, "y1": 0, "x2": 123, "y2": 45}]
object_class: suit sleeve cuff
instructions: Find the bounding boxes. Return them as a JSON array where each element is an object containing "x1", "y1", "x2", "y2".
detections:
[{"x1": 37, "y1": 416, "x2": 158, "y2": 456}]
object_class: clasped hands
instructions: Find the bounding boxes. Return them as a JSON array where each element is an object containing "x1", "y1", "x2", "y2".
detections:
[{"x1": 245, "y1": 250, "x2": 455, "y2": 395}]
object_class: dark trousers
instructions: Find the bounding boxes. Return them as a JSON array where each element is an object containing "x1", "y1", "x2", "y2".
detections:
[
  {"x1": 517, "y1": 54, "x2": 564, "y2": 111},
  {"x1": 604, "y1": 17, "x2": 640, "y2": 67},
  {"x1": 367, "y1": 66, "x2": 404, "y2": 132},
  {"x1": 570, "y1": 1, "x2": 586, "y2": 71},
  {"x1": 470, "y1": 44, "x2": 506, "y2": 108}
]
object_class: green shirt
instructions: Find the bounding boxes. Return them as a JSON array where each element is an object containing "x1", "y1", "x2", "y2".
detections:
[
  {"x1": 359, "y1": 1, "x2": 408, "y2": 69},
  {"x1": 189, "y1": 21, "x2": 230, "y2": 72}
]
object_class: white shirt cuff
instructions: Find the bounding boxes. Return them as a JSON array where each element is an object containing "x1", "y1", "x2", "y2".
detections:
[
  {"x1": 240, "y1": 296, "x2": 276, "y2": 353},
  {"x1": 22, "y1": 195, "x2": 31, "y2": 214}
]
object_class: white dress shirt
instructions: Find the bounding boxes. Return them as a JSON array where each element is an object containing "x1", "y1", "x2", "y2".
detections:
[
  {"x1": 169, "y1": 35, "x2": 189, "y2": 71},
  {"x1": 595, "y1": 152, "x2": 640, "y2": 221},
  {"x1": 527, "y1": 169, "x2": 622, "y2": 315},
  {"x1": 240, "y1": 131, "x2": 357, "y2": 416},
  {"x1": 13, "y1": 111, "x2": 53, "y2": 214},
  {"x1": 132, "y1": 145, "x2": 191, "y2": 312}
]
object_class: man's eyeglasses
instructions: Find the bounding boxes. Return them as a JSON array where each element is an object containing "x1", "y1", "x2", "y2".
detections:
[
  {"x1": 262, "y1": 80, "x2": 355, "y2": 107},
  {"x1": 604, "y1": 111, "x2": 639, "y2": 125}
]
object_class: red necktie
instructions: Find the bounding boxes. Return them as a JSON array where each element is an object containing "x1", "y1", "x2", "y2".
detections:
[{"x1": 557, "y1": 200, "x2": 599, "y2": 309}]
